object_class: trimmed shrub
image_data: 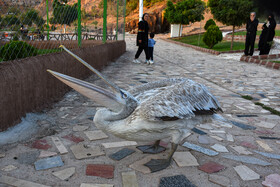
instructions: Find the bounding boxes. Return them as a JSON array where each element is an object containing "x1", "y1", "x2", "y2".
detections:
[
  {"x1": 204, "y1": 19, "x2": 216, "y2": 30},
  {"x1": 0, "y1": 41, "x2": 37, "y2": 61},
  {"x1": 203, "y1": 25, "x2": 222, "y2": 49}
]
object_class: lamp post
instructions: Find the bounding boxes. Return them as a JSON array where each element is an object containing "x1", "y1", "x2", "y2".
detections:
[{"x1": 139, "y1": 0, "x2": 143, "y2": 21}]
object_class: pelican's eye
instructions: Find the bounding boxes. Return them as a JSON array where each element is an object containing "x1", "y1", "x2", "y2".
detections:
[{"x1": 121, "y1": 92, "x2": 128, "y2": 99}]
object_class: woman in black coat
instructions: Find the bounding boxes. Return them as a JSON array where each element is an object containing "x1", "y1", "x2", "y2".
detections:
[
  {"x1": 259, "y1": 13, "x2": 276, "y2": 55},
  {"x1": 133, "y1": 13, "x2": 149, "y2": 63}
]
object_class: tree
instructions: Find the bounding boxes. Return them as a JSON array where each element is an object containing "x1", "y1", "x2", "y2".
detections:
[
  {"x1": 204, "y1": 19, "x2": 216, "y2": 30},
  {"x1": 203, "y1": 25, "x2": 222, "y2": 48},
  {"x1": 51, "y1": 0, "x2": 78, "y2": 33},
  {"x1": 20, "y1": 9, "x2": 45, "y2": 28},
  {"x1": 164, "y1": 0, "x2": 205, "y2": 37},
  {"x1": 2, "y1": 15, "x2": 20, "y2": 27},
  {"x1": 208, "y1": 0, "x2": 253, "y2": 50},
  {"x1": 252, "y1": 0, "x2": 280, "y2": 18}
]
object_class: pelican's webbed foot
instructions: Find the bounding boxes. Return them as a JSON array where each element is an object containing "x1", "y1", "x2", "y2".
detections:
[
  {"x1": 144, "y1": 158, "x2": 171, "y2": 172},
  {"x1": 137, "y1": 140, "x2": 166, "y2": 154}
]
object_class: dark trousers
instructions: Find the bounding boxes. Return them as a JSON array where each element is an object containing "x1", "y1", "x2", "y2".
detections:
[
  {"x1": 244, "y1": 33, "x2": 256, "y2": 56},
  {"x1": 148, "y1": 47, "x2": 154, "y2": 60},
  {"x1": 135, "y1": 46, "x2": 149, "y2": 60}
]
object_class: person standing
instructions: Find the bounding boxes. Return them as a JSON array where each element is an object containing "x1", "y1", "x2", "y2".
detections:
[
  {"x1": 133, "y1": 13, "x2": 149, "y2": 63},
  {"x1": 259, "y1": 13, "x2": 276, "y2": 55},
  {"x1": 147, "y1": 33, "x2": 156, "y2": 64},
  {"x1": 244, "y1": 12, "x2": 259, "y2": 56}
]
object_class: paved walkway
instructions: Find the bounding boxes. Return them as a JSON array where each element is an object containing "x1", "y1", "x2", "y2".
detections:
[{"x1": 1, "y1": 35, "x2": 280, "y2": 187}]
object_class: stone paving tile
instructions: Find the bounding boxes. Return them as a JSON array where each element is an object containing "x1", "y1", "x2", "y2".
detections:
[
  {"x1": 159, "y1": 175, "x2": 196, "y2": 187},
  {"x1": 226, "y1": 134, "x2": 234, "y2": 142},
  {"x1": 109, "y1": 148, "x2": 135, "y2": 161},
  {"x1": 259, "y1": 136, "x2": 280, "y2": 140},
  {"x1": 102, "y1": 141, "x2": 137, "y2": 148},
  {"x1": 210, "y1": 130, "x2": 226, "y2": 134},
  {"x1": 230, "y1": 121, "x2": 256, "y2": 130},
  {"x1": 208, "y1": 174, "x2": 231, "y2": 187},
  {"x1": 16, "y1": 151, "x2": 40, "y2": 165},
  {"x1": 39, "y1": 151, "x2": 57, "y2": 158},
  {"x1": 210, "y1": 135, "x2": 224, "y2": 141},
  {"x1": 34, "y1": 156, "x2": 64, "y2": 170},
  {"x1": 198, "y1": 161, "x2": 226, "y2": 173},
  {"x1": 234, "y1": 165, "x2": 260, "y2": 181},
  {"x1": 0, "y1": 153, "x2": 5, "y2": 158},
  {"x1": 191, "y1": 128, "x2": 207, "y2": 135},
  {"x1": 73, "y1": 125, "x2": 89, "y2": 132},
  {"x1": 70, "y1": 144, "x2": 105, "y2": 160},
  {"x1": 62, "y1": 134, "x2": 84, "y2": 143},
  {"x1": 240, "y1": 141, "x2": 257, "y2": 149},
  {"x1": 84, "y1": 130, "x2": 108, "y2": 141},
  {"x1": 197, "y1": 124, "x2": 213, "y2": 130},
  {"x1": 230, "y1": 145, "x2": 252, "y2": 155},
  {"x1": 253, "y1": 150, "x2": 280, "y2": 159},
  {"x1": 211, "y1": 144, "x2": 229, "y2": 153},
  {"x1": 52, "y1": 167, "x2": 75, "y2": 180},
  {"x1": 262, "y1": 174, "x2": 280, "y2": 187},
  {"x1": 86, "y1": 164, "x2": 114, "y2": 179},
  {"x1": 121, "y1": 171, "x2": 138, "y2": 187},
  {"x1": 255, "y1": 121, "x2": 276, "y2": 129},
  {"x1": 0, "y1": 175, "x2": 51, "y2": 187},
  {"x1": 31, "y1": 139, "x2": 52, "y2": 150},
  {"x1": 256, "y1": 140, "x2": 273, "y2": 152},
  {"x1": 198, "y1": 135, "x2": 210, "y2": 144},
  {"x1": 1, "y1": 165, "x2": 17, "y2": 172},
  {"x1": 173, "y1": 152, "x2": 199, "y2": 167},
  {"x1": 80, "y1": 184, "x2": 114, "y2": 187},
  {"x1": 222, "y1": 154, "x2": 271, "y2": 166},
  {"x1": 182, "y1": 142, "x2": 219, "y2": 156},
  {"x1": 51, "y1": 137, "x2": 68, "y2": 154},
  {"x1": 129, "y1": 155, "x2": 163, "y2": 174}
]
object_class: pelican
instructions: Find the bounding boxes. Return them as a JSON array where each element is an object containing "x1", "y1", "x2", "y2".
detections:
[{"x1": 47, "y1": 45, "x2": 222, "y2": 172}]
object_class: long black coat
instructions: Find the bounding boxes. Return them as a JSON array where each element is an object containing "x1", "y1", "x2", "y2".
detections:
[
  {"x1": 136, "y1": 20, "x2": 149, "y2": 47},
  {"x1": 259, "y1": 18, "x2": 276, "y2": 54}
]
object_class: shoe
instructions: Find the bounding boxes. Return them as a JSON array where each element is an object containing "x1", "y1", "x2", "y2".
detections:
[
  {"x1": 149, "y1": 60, "x2": 154, "y2": 64},
  {"x1": 145, "y1": 60, "x2": 149, "y2": 64},
  {"x1": 133, "y1": 59, "x2": 140, "y2": 63}
]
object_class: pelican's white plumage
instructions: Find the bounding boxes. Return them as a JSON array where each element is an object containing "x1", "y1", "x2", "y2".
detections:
[{"x1": 48, "y1": 46, "x2": 222, "y2": 172}]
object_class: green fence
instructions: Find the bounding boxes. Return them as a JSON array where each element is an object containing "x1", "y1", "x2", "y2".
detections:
[{"x1": 0, "y1": 0, "x2": 126, "y2": 62}]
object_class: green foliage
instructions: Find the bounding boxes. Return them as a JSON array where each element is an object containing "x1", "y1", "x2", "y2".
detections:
[
  {"x1": 203, "y1": 25, "x2": 222, "y2": 48},
  {"x1": 126, "y1": 0, "x2": 138, "y2": 15},
  {"x1": 51, "y1": 0, "x2": 78, "y2": 26},
  {"x1": 20, "y1": 9, "x2": 45, "y2": 27},
  {"x1": 204, "y1": 19, "x2": 216, "y2": 30},
  {"x1": 0, "y1": 41, "x2": 37, "y2": 61},
  {"x1": 51, "y1": 25, "x2": 57, "y2": 31},
  {"x1": 144, "y1": 0, "x2": 164, "y2": 7},
  {"x1": 208, "y1": 0, "x2": 253, "y2": 27},
  {"x1": 164, "y1": 0, "x2": 205, "y2": 24},
  {"x1": 2, "y1": 15, "x2": 20, "y2": 27},
  {"x1": 7, "y1": 7, "x2": 21, "y2": 16}
]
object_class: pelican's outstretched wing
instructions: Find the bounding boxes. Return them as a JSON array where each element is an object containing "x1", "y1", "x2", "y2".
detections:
[{"x1": 136, "y1": 79, "x2": 222, "y2": 121}]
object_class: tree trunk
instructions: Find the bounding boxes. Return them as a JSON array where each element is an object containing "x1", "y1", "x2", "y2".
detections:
[
  {"x1": 64, "y1": 24, "x2": 66, "y2": 33},
  {"x1": 231, "y1": 25, "x2": 235, "y2": 50},
  {"x1": 178, "y1": 23, "x2": 181, "y2": 38}
]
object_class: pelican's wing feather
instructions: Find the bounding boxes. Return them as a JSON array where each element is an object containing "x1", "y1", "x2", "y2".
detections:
[{"x1": 136, "y1": 79, "x2": 222, "y2": 121}]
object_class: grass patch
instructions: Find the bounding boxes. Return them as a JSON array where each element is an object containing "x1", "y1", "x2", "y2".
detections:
[
  {"x1": 173, "y1": 34, "x2": 257, "y2": 51},
  {"x1": 272, "y1": 61, "x2": 280, "y2": 63},
  {"x1": 255, "y1": 102, "x2": 280, "y2": 116},
  {"x1": 242, "y1": 95, "x2": 253, "y2": 100},
  {"x1": 231, "y1": 30, "x2": 280, "y2": 36}
]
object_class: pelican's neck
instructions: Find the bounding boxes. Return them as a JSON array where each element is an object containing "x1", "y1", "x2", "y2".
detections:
[{"x1": 93, "y1": 106, "x2": 134, "y2": 131}]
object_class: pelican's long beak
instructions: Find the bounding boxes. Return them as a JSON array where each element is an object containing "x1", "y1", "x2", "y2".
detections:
[{"x1": 47, "y1": 70, "x2": 125, "y2": 112}]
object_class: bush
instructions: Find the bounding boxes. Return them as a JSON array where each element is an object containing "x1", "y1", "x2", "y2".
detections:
[
  {"x1": 0, "y1": 41, "x2": 37, "y2": 61},
  {"x1": 204, "y1": 19, "x2": 216, "y2": 30},
  {"x1": 203, "y1": 25, "x2": 222, "y2": 49}
]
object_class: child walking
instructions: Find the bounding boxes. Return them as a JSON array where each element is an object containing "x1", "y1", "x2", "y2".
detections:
[{"x1": 148, "y1": 33, "x2": 156, "y2": 64}]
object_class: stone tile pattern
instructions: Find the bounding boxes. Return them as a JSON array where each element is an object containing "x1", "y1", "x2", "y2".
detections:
[
  {"x1": 159, "y1": 175, "x2": 197, "y2": 187},
  {"x1": 86, "y1": 164, "x2": 114, "y2": 179}
]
